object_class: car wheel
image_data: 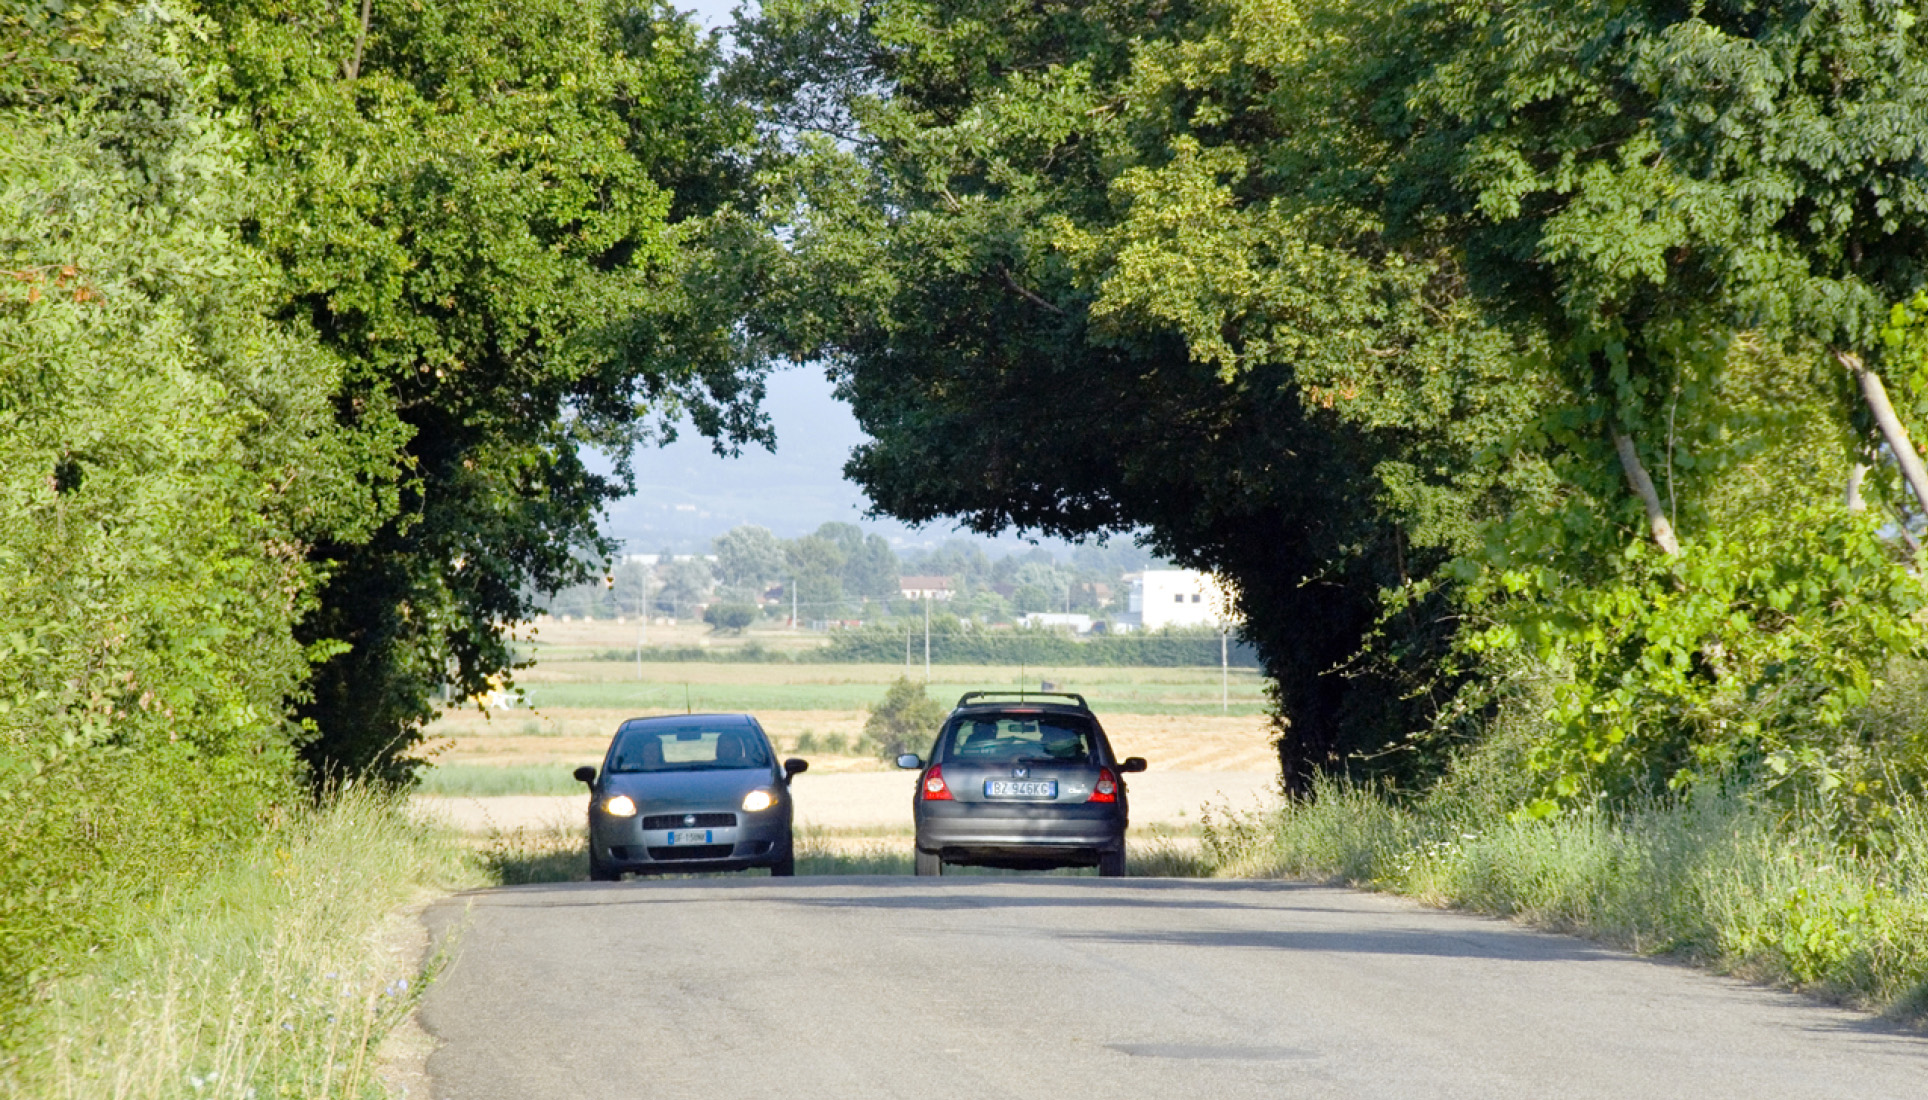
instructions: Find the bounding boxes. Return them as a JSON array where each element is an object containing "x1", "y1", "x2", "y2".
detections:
[
  {"x1": 589, "y1": 862, "x2": 621, "y2": 882},
  {"x1": 914, "y1": 849, "x2": 943, "y2": 876},
  {"x1": 1098, "y1": 849, "x2": 1126, "y2": 878},
  {"x1": 770, "y1": 851, "x2": 796, "y2": 877}
]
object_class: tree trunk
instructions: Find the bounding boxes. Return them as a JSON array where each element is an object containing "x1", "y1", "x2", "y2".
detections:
[
  {"x1": 1846, "y1": 462, "x2": 1868, "y2": 512},
  {"x1": 1613, "y1": 431, "x2": 1680, "y2": 555},
  {"x1": 1839, "y1": 350, "x2": 1928, "y2": 521},
  {"x1": 346, "y1": 0, "x2": 374, "y2": 80}
]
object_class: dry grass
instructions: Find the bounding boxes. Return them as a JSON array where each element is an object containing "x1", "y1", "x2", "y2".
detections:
[
  {"x1": 8, "y1": 789, "x2": 484, "y2": 1100},
  {"x1": 1203, "y1": 781, "x2": 1928, "y2": 1019}
]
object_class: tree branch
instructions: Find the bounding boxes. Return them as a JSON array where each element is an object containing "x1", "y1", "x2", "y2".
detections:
[
  {"x1": 1613, "y1": 430, "x2": 1680, "y2": 555},
  {"x1": 998, "y1": 266, "x2": 1064, "y2": 315},
  {"x1": 1839, "y1": 350, "x2": 1928, "y2": 522}
]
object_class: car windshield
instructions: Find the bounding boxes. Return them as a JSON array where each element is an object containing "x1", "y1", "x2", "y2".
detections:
[
  {"x1": 608, "y1": 721, "x2": 772, "y2": 773},
  {"x1": 943, "y1": 715, "x2": 1096, "y2": 764}
]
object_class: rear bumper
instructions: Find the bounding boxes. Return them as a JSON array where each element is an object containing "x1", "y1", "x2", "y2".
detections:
[{"x1": 915, "y1": 801, "x2": 1126, "y2": 859}]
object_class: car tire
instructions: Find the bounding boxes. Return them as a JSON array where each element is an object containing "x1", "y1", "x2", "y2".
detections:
[
  {"x1": 589, "y1": 861, "x2": 621, "y2": 882},
  {"x1": 914, "y1": 849, "x2": 943, "y2": 876},
  {"x1": 1098, "y1": 849, "x2": 1126, "y2": 878},
  {"x1": 770, "y1": 850, "x2": 796, "y2": 877}
]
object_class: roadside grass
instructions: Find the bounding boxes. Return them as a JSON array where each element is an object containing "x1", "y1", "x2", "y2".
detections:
[
  {"x1": 418, "y1": 763, "x2": 588, "y2": 797},
  {"x1": 6, "y1": 787, "x2": 484, "y2": 1100},
  {"x1": 1202, "y1": 779, "x2": 1928, "y2": 1019},
  {"x1": 478, "y1": 818, "x2": 592, "y2": 885}
]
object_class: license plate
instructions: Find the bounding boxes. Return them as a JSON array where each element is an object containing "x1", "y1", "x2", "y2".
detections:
[
  {"x1": 985, "y1": 780, "x2": 1058, "y2": 799},
  {"x1": 667, "y1": 829, "x2": 714, "y2": 845}
]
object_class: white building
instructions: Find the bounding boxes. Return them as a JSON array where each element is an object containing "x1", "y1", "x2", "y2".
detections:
[
  {"x1": 1125, "y1": 569, "x2": 1236, "y2": 630},
  {"x1": 899, "y1": 575, "x2": 955, "y2": 601},
  {"x1": 1018, "y1": 612, "x2": 1093, "y2": 633}
]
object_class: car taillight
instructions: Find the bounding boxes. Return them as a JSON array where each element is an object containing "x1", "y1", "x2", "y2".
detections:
[
  {"x1": 922, "y1": 765, "x2": 953, "y2": 801},
  {"x1": 1088, "y1": 767, "x2": 1118, "y2": 804}
]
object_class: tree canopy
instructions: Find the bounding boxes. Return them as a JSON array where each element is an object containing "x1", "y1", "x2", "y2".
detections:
[
  {"x1": 193, "y1": 0, "x2": 773, "y2": 779},
  {"x1": 729, "y1": 0, "x2": 1928, "y2": 805}
]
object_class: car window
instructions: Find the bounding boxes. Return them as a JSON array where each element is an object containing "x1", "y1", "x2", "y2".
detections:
[
  {"x1": 608, "y1": 723, "x2": 772, "y2": 772},
  {"x1": 942, "y1": 716, "x2": 1095, "y2": 763}
]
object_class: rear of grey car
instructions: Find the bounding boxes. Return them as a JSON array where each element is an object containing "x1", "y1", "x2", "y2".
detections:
[
  {"x1": 575, "y1": 714, "x2": 807, "y2": 880},
  {"x1": 897, "y1": 693, "x2": 1145, "y2": 876}
]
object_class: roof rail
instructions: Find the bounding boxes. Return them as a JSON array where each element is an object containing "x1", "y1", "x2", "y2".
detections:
[{"x1": 953, "y1": 690, "x2": 1090, "y2": 711}]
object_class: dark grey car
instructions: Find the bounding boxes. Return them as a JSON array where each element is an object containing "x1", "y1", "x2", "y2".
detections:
[
  {"x1": 573, "y1": 713, "x2": 807, "y2": 880},
  {"x1": 896, "y1": 692, "x2": 1146, "y2": 876}
]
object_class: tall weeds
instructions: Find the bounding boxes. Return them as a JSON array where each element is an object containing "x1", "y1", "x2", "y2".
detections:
[
  {"x1": 1205, "y1": 780, "x2": 1928, "y2": 1017},
  {"x1": 3, "y1": 788, "x2": 483, "y2": 1100}
]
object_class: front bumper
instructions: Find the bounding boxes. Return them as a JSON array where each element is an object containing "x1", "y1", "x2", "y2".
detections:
[
  {"x1": 589, "y1": 808, "x2": 792, "y2": 873},
  {"x1": 914, "y1": 801, "x2": 1126, "y2": 866}
]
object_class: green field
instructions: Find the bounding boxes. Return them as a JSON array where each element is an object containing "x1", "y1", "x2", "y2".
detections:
[{"x1": 516, "y1": 661, "x2": 1269, "y2": 717}]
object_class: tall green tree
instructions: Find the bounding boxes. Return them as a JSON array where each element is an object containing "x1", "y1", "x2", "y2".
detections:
[
  {"x1": 0, "y1": 1, "x2": 377, "y2": 1019},
  {"x1": 785, "y1": 530, "x2": 849, "y2": 618},
  {"x1": 713, "y1": 523, "x2": 786, "y2": 596},
  {"x1": 1333, "y1": 0, "x2": 1928, "y2": 540},
  {"x1": 730, "y1": 0, "x2": 1554, "y2": 788},
  {"x1": 193, "y1": 0, "x2": 771, "y2": 780},
  {"x1": 1323, "y1": 0, "x2": 1928, "y2": 803}
]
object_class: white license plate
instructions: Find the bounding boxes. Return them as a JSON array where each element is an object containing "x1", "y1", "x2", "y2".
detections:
[
  {"x1": 667, "y1": 829, "x2": 714, "y2": 845},
  {"x1": 985, "y1": 780, "x2": 1058, "y2": 799}
]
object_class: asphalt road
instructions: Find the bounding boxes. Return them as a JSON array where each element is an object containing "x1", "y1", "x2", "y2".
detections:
[{"x1": 420, "y1": 877, "x2": 1928, "y2": 1100}]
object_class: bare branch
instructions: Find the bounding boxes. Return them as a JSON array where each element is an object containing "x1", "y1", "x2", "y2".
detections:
[{"x1": 1613, "y1": 431, "x2": 1680, "y2": 556}]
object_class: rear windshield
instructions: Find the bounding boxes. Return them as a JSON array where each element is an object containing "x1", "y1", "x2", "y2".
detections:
[
  {"x1": 608, "y1": 722, "x2": 772, "y2": 773},
  {"x1": 941, "y1": 714, "x2": 1096, "y2": 764}
]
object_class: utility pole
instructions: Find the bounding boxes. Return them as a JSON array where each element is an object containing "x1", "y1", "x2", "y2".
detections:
[
  {"x1": 923, "y1": 595, "x2": 931, "y2": 684},
  {"x1": 1221, "y1": 628, "x2": 1229, "y2": 714}
]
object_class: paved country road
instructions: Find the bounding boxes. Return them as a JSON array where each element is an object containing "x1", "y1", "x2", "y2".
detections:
[{"x1": 420, "y1": 878, "x2": 1928, "y2": 1100}]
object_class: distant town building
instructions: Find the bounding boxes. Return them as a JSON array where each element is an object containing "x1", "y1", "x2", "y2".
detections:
[
  {"x1": 1019, "y1": 612, "x2": 1094, "y2": 633},
  {"x1": 1122, "y1": 569, "x2": 1236, "y2": 630},
  {"x1": 899, "y1": 575, "x2": 955, "y2": 601}
]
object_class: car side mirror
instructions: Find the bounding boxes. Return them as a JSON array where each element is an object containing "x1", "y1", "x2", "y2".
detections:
[
  {"x1": 573, "y1": 765, "x2": 597, "y2": 787},
  {"x1": 896, "y1": 754, "x2": 923, "y2": 770},
  {"x1": 783, "y1": 758, "x2": 809, "y2": 780},
  {"x1": 1118, "y1": 757, "x2": 1147, "y2": 774}
]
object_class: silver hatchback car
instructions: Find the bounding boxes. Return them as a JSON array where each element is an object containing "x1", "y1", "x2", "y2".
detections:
[
  {"x1": 896, "y1": 692, "x2": 1146, "y2": 876},
  {"x1": 573, "y1": 714, "x2": 807, "y2": 880}
]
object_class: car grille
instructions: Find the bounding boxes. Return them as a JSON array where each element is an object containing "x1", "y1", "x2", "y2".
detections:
[
  {"x1": 646, "y1": 844, "x2": 735, "y2": 861},
  {"x1": 642, "y1": 812, "x2": 737, "y2": 830}
]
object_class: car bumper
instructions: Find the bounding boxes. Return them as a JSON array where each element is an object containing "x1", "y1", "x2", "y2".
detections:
[
  {"x1": 589, "y1": 810, "x2": 792, "y2": 873},
  {"x1": 914, "y1": 801, "x2": 1126, "y2": 860}
]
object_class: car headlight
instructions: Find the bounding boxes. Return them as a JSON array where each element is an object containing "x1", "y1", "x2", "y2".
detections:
[
  {"x1": 741, "y1": 789, "x2": 776, "y2": 813},
  {"x1": 601, "y1": 794, "x2": 637, "y2": 818}
]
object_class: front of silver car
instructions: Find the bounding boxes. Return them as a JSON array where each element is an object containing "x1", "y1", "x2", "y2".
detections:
[{"x1": 578, "y1": 714, "x2": 806, "y2": 879}]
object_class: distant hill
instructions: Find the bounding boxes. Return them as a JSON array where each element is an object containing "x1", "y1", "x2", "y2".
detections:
[{"x1": 603, "y1": 367, "x2": 1078, "y2": 555}]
